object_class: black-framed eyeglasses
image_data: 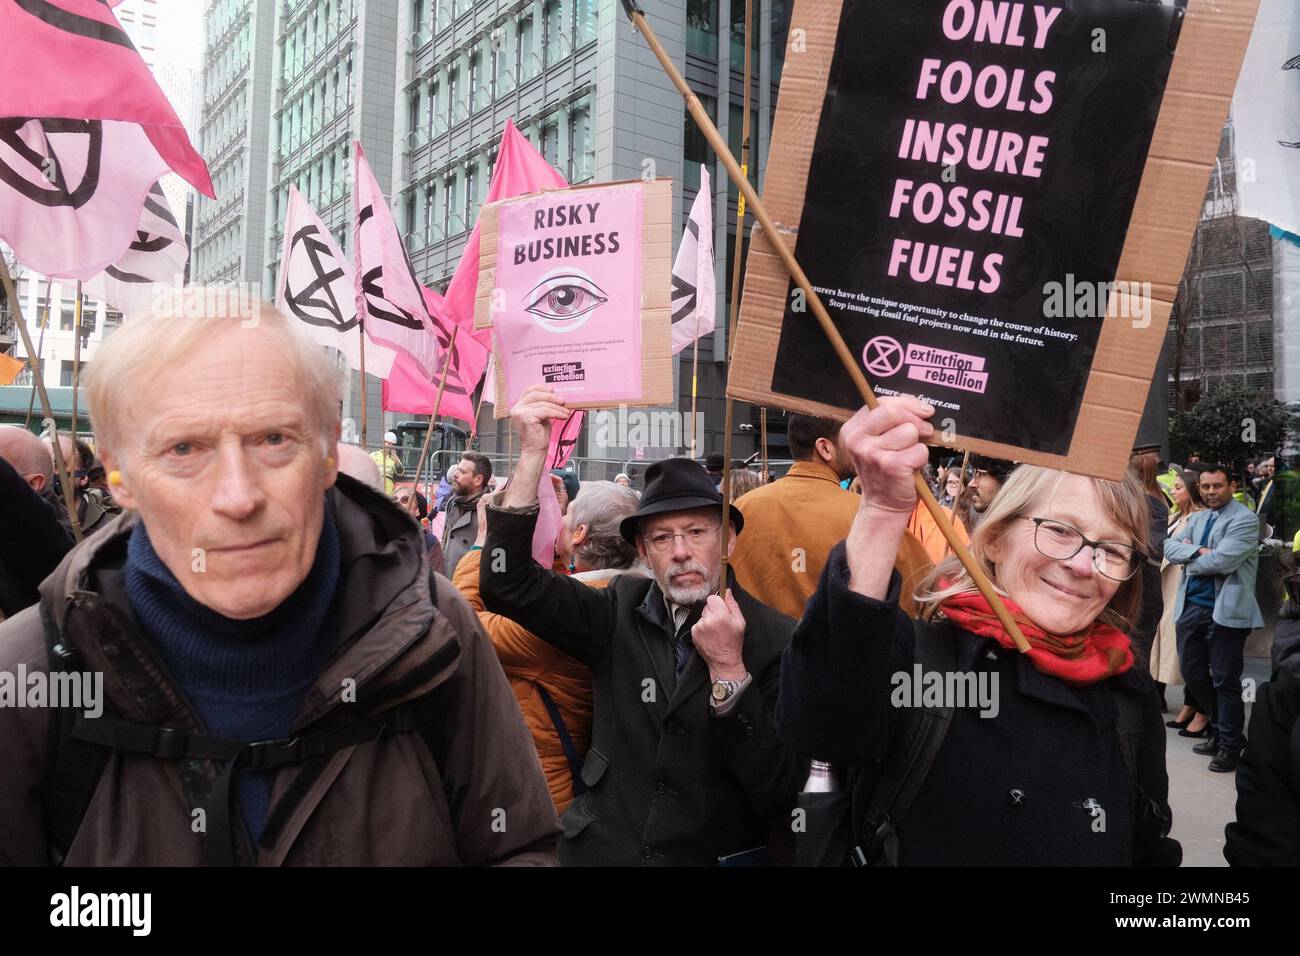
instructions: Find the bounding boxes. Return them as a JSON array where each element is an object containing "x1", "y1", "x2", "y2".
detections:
[{"x1": 1021, "y1": 517, "x2": 1141, "y2": 582}]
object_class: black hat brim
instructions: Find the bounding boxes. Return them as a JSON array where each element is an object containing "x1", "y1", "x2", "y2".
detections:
[{"x1": 619, "y1": 495, "x2": 744, "y2": 545}]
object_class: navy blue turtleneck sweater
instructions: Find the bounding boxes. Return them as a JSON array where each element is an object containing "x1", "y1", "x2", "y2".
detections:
[{"x1": 124, "y1": 502, "x2": 341, "y2": 847}]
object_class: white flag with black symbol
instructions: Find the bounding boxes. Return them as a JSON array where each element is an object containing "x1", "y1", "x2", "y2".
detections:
[
  {"x1": 353, "y1": 141, "x2": 439, "y2": 377},
  {"x1": 670, "y1": 165, "x2": 716, "y2": 355},
  {"x1": 275, "y1": 185, "x2": 395, "y2": 376},
  {"x1": 81, "y1": 180, "x2": 187, "y2": 315}
]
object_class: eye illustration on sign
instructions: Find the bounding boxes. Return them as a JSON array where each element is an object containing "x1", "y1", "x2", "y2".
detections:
[{"x1": 525, "y1": 268, "x2": 608, "y2": 333}]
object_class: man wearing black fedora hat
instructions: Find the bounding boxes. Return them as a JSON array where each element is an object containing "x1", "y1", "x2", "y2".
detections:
[{"x1": 482, "y1": 387, "x2": 804, "y2": 866}]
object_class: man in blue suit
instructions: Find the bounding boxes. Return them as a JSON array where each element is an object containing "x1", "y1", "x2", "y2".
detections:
[{"x1": 1165, "y1": 466, "x2": 1265, "y2": 773}]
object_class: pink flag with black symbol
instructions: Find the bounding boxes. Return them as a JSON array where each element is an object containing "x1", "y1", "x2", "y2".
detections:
[
  {"x1": 0, "y1": 0, "x2": 213, "y2": 196},
  {"x1": 353, "y1": 141, "x2": 440, "y2": 377},
  {"x1": 381, "y1": 286, "x2": 486, "y2": 426},
  {"x1": 530, "y1": 412, "x2": 585, "y2": 567},
  {"x1": 444, "y1": 119, "x2": 568, "y2": 349},
  {"x1": 0, "y1": 117, "x2": 170, "y2": 279}
]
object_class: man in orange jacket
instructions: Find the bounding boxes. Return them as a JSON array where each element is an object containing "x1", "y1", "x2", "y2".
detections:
[{"x1": 731, "y1": 414, "x2": 932, "y2": 620}]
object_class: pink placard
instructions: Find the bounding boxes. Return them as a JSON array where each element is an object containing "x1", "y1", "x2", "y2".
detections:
[{"x1": 494, "y1": 184, "x2": 644, "y2": 408}]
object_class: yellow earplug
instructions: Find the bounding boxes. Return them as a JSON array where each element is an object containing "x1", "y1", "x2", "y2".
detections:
[
  {"x1": 324, "y1": 456, "x2": 335, "y2": 470},
  {"x1": 108, "y1": 470, "x2": 122, "y2": 486}
]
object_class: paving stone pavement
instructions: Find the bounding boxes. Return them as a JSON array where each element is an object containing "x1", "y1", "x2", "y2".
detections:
[{"x1": 1162, "y1": 657, "x2": 1271, "y2": 867}]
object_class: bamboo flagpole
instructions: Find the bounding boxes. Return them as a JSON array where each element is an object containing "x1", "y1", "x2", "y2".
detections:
[
  {"x1": 943, "y1": 449, "x2": 971, "y2": 560},
  {"x1": 0, "y1": 258, "x2": 83, "y2": 542},
  {"x1": 24, "y1": 276, "x2": 52, "y2": 429},
  {"x1": 620, "y1": 0, "x2": 1029, "y2": 651},
  {"x1": 688, "y1": 308, "x2": 703, "y2": 458},
  {"x1": 717, "y1": 0, "x2": 754, "y2": 595},
  {"x1": 407, "y1": 324, "x2": 459, "y2": 513}
]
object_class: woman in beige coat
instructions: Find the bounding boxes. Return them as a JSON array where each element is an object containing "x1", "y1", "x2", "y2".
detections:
[{"x1": 1152, "y1": 471, "x2": 1210, "y2": 736}]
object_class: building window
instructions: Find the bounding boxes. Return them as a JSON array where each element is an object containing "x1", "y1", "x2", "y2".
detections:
[
  {"x1": 465, "y1": 160, "x2": 479, "y2": 226},
  {"x1": 424, "y1": 184, "x2": 436, "y2": 243},
  {"x1": 518, "y1": 15, "x2": 536, "y2": 80},
  {"x1": 544, "y1": 0, "x2": 565, "y2": 65},
  {"x1": 60, "y1": 360, "x2": 76, "y2": 387},
  {"x1": 470, "y1": 49, "x2": 485, "y2": 111},
  {"x1": 575, "y1": 0, "x2": 596, "y2": 46},
  {"x1": 491, "y1": 33, "x2": 506, "y2": 97},
  {"x1": 687, "y1": 0, "x2": 718, "y2": 57},
  {"x1": 729, "y1": 0, "x2": 759, "y2": 67},
  {"x1": 448, "y1": 67, "x2": 462, "y2": 121},
  {"x1": 538, "y1": 118, "x2": 559, "y2": 169},
  {"x1": 60, "y1": 299, "x2": 75, "y2": 331},
  {"x1": 683, "y1": 95, "x2": 716, "y2": 190},
  {"x1": 727, "y1": 103, "x2": 759, "y2": 199},
  {"x1": 569, "y1": 97, "x2": 592, "y2": 182}
]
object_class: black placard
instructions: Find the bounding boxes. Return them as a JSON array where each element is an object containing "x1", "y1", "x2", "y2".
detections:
[{"x1": 772, "y1": 0, "x2": 1184, "y2": 454}]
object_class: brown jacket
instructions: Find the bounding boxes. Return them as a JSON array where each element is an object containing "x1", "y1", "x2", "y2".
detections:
[
  {"x1": 732, "y1": 459, "x2": 932, "y2": 620},
  {"x1": 0, "y1": 476, "x2": 560, "y2": 866},
  {"x1": 454, "y1": 549, "x2": 650, "y2": 814}
]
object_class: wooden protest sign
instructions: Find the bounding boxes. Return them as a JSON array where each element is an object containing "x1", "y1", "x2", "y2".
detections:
[
  {"x1": 475, "y1": 178, "x2": 673, "y2": 416},
  {"x1": 728, "y1": 0, "x2": 1261, "y2": 480}
]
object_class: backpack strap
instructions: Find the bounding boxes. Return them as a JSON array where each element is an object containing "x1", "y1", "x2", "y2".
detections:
[
  {"x1": 533, "y1": 682, "x2": 587, "y2": 799},
  {"x1": 850, "y1": 619, "x2": 959, "y2": 867},
  {"x1": 41, "y1": 601, "x2": 113, "y2": 867},
  {"x1": 65, "y1": 658, "x2": 456, "y2": 866},
  {"x1": 42, "y1": 567, "x2": 456, "y2": 866}
]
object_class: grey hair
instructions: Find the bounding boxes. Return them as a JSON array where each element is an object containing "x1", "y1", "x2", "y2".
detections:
[
  {"x1": 568, "y1": 480, "x2": 641, "y2": 570},
  {"x1": 84, "y1": 292, "x2": 341, "y2": 463}
]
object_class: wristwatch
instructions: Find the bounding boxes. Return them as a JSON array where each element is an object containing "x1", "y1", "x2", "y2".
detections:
[{"x1": 710, "y1": 677, "x2": 747, "y2": 705}]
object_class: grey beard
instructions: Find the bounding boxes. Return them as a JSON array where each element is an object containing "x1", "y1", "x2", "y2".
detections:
[{"x1": 658, "y1": 559, "x2": 719, "y2": 606}]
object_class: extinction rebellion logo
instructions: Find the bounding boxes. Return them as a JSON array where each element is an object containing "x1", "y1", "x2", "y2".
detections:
[{"x1": 863, "y1": 334, "x2": 988, "y2": 394}]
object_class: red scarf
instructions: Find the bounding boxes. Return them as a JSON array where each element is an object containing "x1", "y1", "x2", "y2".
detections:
[{"x1": 939, "y1": 589, "x2": 1134, "y2": 687}]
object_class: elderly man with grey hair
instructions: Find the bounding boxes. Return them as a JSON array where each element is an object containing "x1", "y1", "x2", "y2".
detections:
[
  {"x1": 0, "y1": 425, "x2": 73, "y2": 621},
  {"x1": 0, "y1": 292, "x2": 559, "y2": 866}
]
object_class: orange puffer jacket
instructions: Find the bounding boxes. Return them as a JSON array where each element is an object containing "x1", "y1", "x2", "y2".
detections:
[{"x1": 453, "y1": 548, "x2": 648, "y2": 813}]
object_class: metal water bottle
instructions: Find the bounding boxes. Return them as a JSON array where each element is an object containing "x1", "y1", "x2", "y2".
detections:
[{"x1": 801, "y1": 759, "x2": 840, "y2": 793}]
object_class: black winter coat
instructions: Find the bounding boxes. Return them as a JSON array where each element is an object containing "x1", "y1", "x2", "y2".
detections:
[
  {"x1": 481, "y1": 503, "x2": 805, "y2": 866},
  {"x1": 1224, "y1": 620, "x2": 1300, "y2": 866},
  {"x1": 778, "y1": 543, "x2": 1182, "y2": 866}
]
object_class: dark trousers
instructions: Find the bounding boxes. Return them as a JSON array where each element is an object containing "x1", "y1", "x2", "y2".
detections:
[{"x1": 1175, "y1": 603, "x2": 1250, "y2": 751}]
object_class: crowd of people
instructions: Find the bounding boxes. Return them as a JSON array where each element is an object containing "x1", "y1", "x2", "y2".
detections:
[{"x1": 0, "y1": 300, "x2": 1297, "y2": 866}]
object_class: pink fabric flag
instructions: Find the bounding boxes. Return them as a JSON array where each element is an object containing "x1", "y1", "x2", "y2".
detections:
[
  {"x1": 353, "y1": 141, "x2": 440, "y2": 377},
  {"x1": 0, "y1": 118, "x2": 169, "y2": 279},
  {"x1": 275, "y1": 185, "x2": 395, "y2": 377},
  {"x1": 381, "y1": 285, "x2": 488, "y2": 426},
  {"x1": 530, "y1": 412, "x2": 585, "y2": 567},
  {"x1": 0, "y1": 0, "x2": 213, "y2": 196},
  {"x1": 444, "y1": 119, "x2": 568, "y2": 349},
  {"x1": 81, "y1": 180, "x2": 187, "y2": 314}
]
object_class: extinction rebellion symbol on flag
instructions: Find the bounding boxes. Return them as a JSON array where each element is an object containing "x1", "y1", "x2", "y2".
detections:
[
  {"x1": 0, "y1": 118, "x2": 102, "y2": 208},
  {"x1": 285, "y1": 223, "x2": 356, "y2": 331}
]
